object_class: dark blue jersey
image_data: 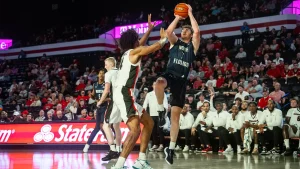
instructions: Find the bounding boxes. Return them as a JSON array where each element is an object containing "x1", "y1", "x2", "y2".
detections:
[
  {"x1": 94, "y1": 81, "x2": 108, "y2": 106},
  {"x1": 166, "y1": 39, "x2": 196, "y2": 79}
]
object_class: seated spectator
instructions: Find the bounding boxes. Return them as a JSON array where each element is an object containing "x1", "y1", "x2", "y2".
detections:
[
  {"x1": 210, "y1": 102, "x2": 230, "y2": 153},
  {"x1": 282, "y1": 98, "x2": 300, "y2": 156},
  {"x1": 26, "y1": 113, "x2": 34, "y2": 123},
  {"x1": 0, "y1": 111, "x2": 10, "y2": 123},
  {"x1": 30, "y1": 96, "x2": 42, "y2": 107},
  {"x1": 258, "y1": 87, "x2": 271, "y2": 109},
  {"x1": 273, "y1": 53, "x2": 283, "y2": 65},
  {"x1": 35, "y1": 110, "x2": 45, "y2": 121},
  {"x1": 44, "y1": 110, "x2": 54, "y2": 121},
  {"x1": 43, "y1": 98, "x2": 54, "y2": 110},
  {"x1": 242, "y1": 102, "x2": 262, "y2": 154},
  {"x1": 235, "y1": 47, "x2": 247, "y2": 59},
  {"x1": 11, "y1": 111, "x2": 23, "y2": 123},
  {"x1": 53, "y1": 110, "x2": 68, "y2": 121},
  {"x1": 224, "y1": 105, "x2": 244, "y2": 153},
  {"x1": 193, "y1": 76, "x2": 202, "y2": 89},
  {"x1": 196, "y1": 93, "x2": 208, "y2": 110},
  {"x1": 248, "y1": 79, "x2": 263, "y2": 100},
  {"x1": 186, "y1": 95, "x2": 196, "y2": 110},
  {"x1": 234, "y1": 85, "x2": 249, "y2": 101},
  {"x1": 269, "y1": 82, "x2": 285, "y2": 104},
  {"x1": 175, "y1": 104, "x2": 194, "y2": 152},
  {"x1": 206, "y1": 75, "x2": 216, "y2": 87},
  {"x1": 80, "y1": 109, "x2": 92, "y2": 120},
  {"x1": 266, "y1": 62, "x2": 282, "y2": 79},
  {"x1": 258, "y1": 100, "x2": 283, "y2": 155},
  {"x1": 223, "y1": 82, "x2": 238, "y2": 98}
]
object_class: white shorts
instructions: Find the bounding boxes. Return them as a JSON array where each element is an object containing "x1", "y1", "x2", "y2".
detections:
[
  {"x1": 105, "y1": 101, "x2": 122, "y2": 124},
  {"x1": 113, "y1": 87, "x2": 144, "y2": 123},
  {"x1": 287, "y1": 125, "x2": 300, "y2": 138}
]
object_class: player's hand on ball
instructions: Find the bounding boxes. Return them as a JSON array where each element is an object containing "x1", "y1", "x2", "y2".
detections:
[
  {"x1": 160, "y1": 28, "x2": 167, "y2": 39},
  {"x1": 186, "y1": 4, "x2": 192, "y2": 14},
  {"x1": 174, "y1": 14, "x2": 185, "y2": 20}
]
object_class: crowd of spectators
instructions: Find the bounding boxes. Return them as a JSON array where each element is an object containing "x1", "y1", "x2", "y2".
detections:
[{"x1": 1, "y1": 0, "x2": 288, "y2": 48}]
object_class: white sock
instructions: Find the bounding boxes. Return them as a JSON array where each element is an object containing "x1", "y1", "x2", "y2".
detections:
[
  {"x1": 227, "y1": 145, "x2": 232, "y2": 149},
  {"x1": 284, "y1": 139, "x2": 290, "y2": 149},
  {"x1": 138, "y1": 152, "x2": 146, "y2": 160},
  {"x1": 237, "y1": 145, "x2": 241, "y2": 150},
  {"x1": 158, "y1": 104, "x2": 164, "y2": 111},
  {"x1": 115, "y1": 157, "x2": 126, "y2": 168},
  {"x1": 110, "y1": 144, "x2": 117, "y2": 152},
  {"x1": 254, "y1": 144, "x2": 258, "y2": 149},
  {"x1": 169, "y1": 142, "x2": 176, "y2": 149},
  {"x1": 116, "y1": 145, "x2": 121, "y2": 152}
]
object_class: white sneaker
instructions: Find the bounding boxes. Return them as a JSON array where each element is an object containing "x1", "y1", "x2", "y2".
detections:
[
  {"x1": 156, "y1": 145, "x2": 164, "y2": 152},
  {"x1": 149, "y1": 145, "x2": 158, "y2": 152},
  {"x1": 111, "y1": 165, "x2": 127, "y2": 169},
  {"x1": 182, "y1": 146, "x2": 189, "y2": 152},
  {"x1": 83, "y1": 144, "x2": 90, "y2": 153},
  {"x1": 223, "y1": 147, "x2": 233, "y2": 154},
  {"x1": 174, "y1": 145, "x2": 182, "y2": 151},
  {"x1": 132, "y1": 159, "x2": 153, "y2": 169},
  {"x1": 237, "y1": 147, "x2": 242, "y2": 154}
]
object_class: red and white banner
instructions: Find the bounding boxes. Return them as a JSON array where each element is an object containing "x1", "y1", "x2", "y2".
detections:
[
  {"x1": 0, "y1": 122, "x2": 142, "y2": 144},
  {"x1": 1, "y1": 14, "x2": 300, "y2": 60}
]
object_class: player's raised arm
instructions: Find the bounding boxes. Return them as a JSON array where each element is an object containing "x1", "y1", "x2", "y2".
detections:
[
  {"x1": 187, "y1": 4, "x2": 200, "y2": 53},
  {"x1": 166, "y1": 15, "x2": 183, "y2": 45},
  {"x1": 139, "y1": 14, "x2": 156, "y2": 46},
  {"x1": 129, "y1": 28, "x2": 167, "y2": 64}
]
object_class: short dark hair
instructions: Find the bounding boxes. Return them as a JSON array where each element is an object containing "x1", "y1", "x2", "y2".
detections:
[
  {"x1": 248, "y1": 101, "x2": 257, "y2": 107},
  {"x1": 182, "y1": 25, "x2": 194, "y2": 34},
  {"x1": 119, "y1": 29, "x2": 139, "y2": 52}
]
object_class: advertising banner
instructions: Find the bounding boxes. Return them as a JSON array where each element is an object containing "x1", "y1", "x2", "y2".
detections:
[
  {"x1": 0, "y1": 122, "x2": 141, "y2": 144},
  {"x1": 0, "y1": 39, "x2": 12, "y2": 50}
]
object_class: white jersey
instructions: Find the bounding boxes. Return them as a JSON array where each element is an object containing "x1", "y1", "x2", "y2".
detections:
[
  {"x1": 244, "y1": 111, "x2": 263, "y2": 125},
  {"x1": 287, "y1": 108, "x2": 300, "y2": 126},
  {"x1": 105, "y1": 68, "x2": 118, "y2": 93},
  {"x1": 115, "y1": 49, "x2": 141, "y2": 89}
]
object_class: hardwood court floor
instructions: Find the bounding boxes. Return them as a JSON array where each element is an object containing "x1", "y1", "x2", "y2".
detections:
[{"x1": 0, "y1": 150, "x2": 299, "y2": 169}]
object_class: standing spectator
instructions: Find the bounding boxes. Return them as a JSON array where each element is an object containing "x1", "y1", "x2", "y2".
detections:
[
  {"x1": 144, "y1": 82, "x2": 168, "y2": 152},
  {"x1": 241, "y1": 22, "x2": 250, "y2": 44}
]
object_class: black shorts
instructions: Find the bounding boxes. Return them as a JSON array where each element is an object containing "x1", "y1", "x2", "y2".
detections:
[{"x1": 160, "y1": 73, "x2": 187, "y2": 108}]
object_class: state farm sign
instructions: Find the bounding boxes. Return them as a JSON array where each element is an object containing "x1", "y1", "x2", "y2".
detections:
[{"x1": 0, "y1": 122, "x2": 142, "y2": 144}]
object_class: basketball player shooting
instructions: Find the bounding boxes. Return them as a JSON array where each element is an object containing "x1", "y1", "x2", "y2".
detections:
[
  {"x1": 154, "y1": 4, "x2": 201, "y2": 165},
  {"x1": 111, "y1": 15, "x2": 168, "y2": 169}
]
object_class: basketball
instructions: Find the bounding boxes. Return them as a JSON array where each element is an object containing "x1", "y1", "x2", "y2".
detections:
[{"x1": 174, "y1": 3, "x2": 189, "y2": 18}]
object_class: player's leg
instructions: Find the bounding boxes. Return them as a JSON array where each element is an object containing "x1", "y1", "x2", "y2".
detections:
[
  {"x1": 282, "y1": 124, "x2": 296, "y2": 156},
  {"x1": 164, "y1": 78, "x2": 185, "y2": 165},
  {"x1": 252, "y1": 127, "x2": 259, "y2": 154},
  {"x1": 113, "y1": 116, "x2": 141, "y2": 168},
  {"x1": 133, "y1": 110, "x2": 154, "y2": 168},
  {"x1": 113, "y1": 122, "x2": 122, "y2": 152},
  {"x1": 113, "y1": 90, "x2": 142, "y2": 169},
  {"x1": 83, "y1": 107, "x2": 103, "y2": 153},
  {"x1": 102, "y1": 121, "x2": 119, "y2": 161},
  {"x1": 154, "y1": 77, "x2": 167, "y2": 111}
]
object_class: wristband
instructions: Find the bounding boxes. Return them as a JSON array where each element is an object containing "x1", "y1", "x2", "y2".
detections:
[{"x1": 159, "y1": 37, "x2": 167, "y2": 46}]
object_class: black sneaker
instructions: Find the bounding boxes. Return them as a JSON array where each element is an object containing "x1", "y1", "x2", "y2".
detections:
[
  {"x1": 282, "y1": 148, "x2": 292, "y2": 156},
  {"x1": 164, "y1": 147, "x2": 174, "y2": 165},
  {"x1": 260, "y1": 147, "x2": 268, "y2": 155},
  {"x1": 101, "y1": 151, "x2": 119, "y2": 161},
  {"x1": 189, "y1": 145, "x2": 196, "y2": 153},
  {"x1": 271, "y1": 148, "x2": 280, "y2": 155}
]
